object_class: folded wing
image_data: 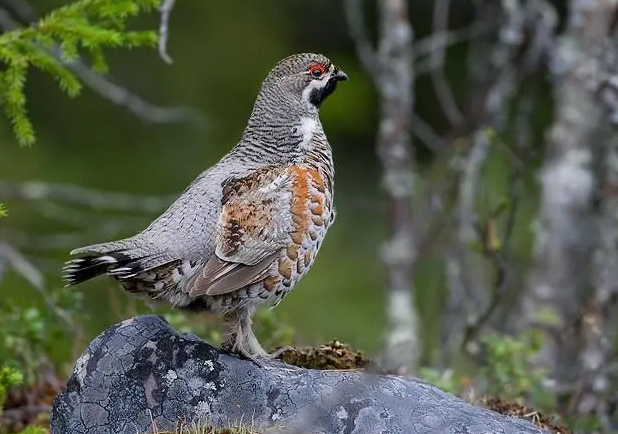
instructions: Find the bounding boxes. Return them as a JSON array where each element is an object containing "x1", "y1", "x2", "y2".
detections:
[{"x1": 188, "y1": 167, "x2": 293, "y2": 297}]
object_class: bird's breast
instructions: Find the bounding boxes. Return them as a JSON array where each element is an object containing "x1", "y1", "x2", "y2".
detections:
[{"x1": 251, "y1": 163, "x2": 335, "y2": 304}]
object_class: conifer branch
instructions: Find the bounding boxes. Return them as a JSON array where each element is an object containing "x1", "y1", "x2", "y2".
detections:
[{"x1": 0, "y1": 0, "x2": 160, "y2": 146}]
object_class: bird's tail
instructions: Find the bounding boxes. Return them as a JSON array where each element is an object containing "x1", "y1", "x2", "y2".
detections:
[{"x1": 62, "y1": 239, "x2": 149, "y2": 286}]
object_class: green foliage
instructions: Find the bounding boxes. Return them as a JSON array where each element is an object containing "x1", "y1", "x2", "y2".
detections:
[
  {"x1": 478, "y1": 330, "x2": 546, "y2": 402},
  {"x1": 0, "y1": 0, "x2": 159, "y2": 146},
  {"x1": 0, "y1": 366, "x2": 23, "y2": 417},
  {"x1": 0, "y1": 304, "x2": 46, "y2": 383},
  {"x1": 0, "y1": 203, "x2": 6, "y2": 217},
  {"x1": 14, "y1": 427, "x2": 48, "y2": 434},
  {"x1": 418, "y1": 331, "x2": 547, "y2": 405},
  {"x1": 0, "y1": 288, "x2": 83, "y2": 384}
]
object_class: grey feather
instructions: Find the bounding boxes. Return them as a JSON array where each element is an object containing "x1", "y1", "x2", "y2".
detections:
[
  {"x1": 61, "y1": 53, "x2": 346, "y2": 353},
  {"x1": 188, "y1": 253, "x2": 278, "y2": 297}
]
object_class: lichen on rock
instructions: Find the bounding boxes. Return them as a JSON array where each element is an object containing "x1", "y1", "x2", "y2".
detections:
[{"x1": 51, "y1": 315, "x2": 552, "y2": 434}]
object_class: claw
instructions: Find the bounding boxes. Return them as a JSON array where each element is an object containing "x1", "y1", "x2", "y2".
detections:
[
  {"x1": 267, "y1": 345, "x2": 296, "y2": 359},
  {"x1": 219, "y1": 342, "x2": 265, "y2": 368}
]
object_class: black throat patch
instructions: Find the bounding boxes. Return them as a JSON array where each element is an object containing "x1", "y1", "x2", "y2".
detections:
[{"x1": 309, "y1": 78, "x2": 339, "y2": 107}]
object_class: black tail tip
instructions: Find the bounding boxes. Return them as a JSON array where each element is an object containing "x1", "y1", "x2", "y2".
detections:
[{"x1": 61, "y1": 254, "x2": 126, "y2": 286}]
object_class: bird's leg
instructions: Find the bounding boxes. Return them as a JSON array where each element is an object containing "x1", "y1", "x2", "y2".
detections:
[
  {"x1": 245, "y1": 325, "x2": 295, "y2": 359},
  {"x1": 242, "y1": 310, "x2": 295, "y2": 359},
  {"x1": 219, "y1": 310, "x2": 264, "y2": 367},
  {"x1": 245, "y1": 328, "x2": 269, "y2": 358},
  {"x1": 220, "y1": 309, "x2": 294, "y2": 363},
  {"x1": 239, "y1": 308, "x2": 268, "y2": 358}
]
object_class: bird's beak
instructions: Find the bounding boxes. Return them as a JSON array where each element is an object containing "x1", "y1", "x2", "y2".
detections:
[{"x1": 333, "y1": 68, "x2": 348, "y2": 81}]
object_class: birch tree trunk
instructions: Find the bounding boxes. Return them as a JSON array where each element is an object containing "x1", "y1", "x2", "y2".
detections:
[
  {"x1": 578, "y1": 32, "x2": 618, "y2": 420},
  {"x1": 375, "y1": 0, "x2": 419, "y2": 372},
  {"x1": 580, "y1": 132, "x2": 618, "y2": 421},
  {"x1": 523, "y1": 0, "x2": 617, "y2": 396}
]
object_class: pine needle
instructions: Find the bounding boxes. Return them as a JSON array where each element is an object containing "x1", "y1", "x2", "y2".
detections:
[{"x1": 0, "y1": 0, "x2": 159, "y2": 146}]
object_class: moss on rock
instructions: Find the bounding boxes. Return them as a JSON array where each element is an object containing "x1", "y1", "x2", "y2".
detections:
[
  {"x1": 273, "y1": 340, "x2": 370, "y2": 370},
  {"x1": 479, "y1": 397, "x2": 571, "y2": 434}
]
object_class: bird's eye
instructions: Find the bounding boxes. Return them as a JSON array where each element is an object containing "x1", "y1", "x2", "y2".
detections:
[{"x1": 308, "y1": 64, "x2": 326, "y2": 78}]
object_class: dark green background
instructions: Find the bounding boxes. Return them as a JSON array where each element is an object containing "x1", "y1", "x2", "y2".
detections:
[{"x1": 0, "y1": 1, "x2": 547, "y2": 359}]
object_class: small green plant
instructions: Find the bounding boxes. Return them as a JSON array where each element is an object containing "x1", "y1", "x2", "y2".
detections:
[
  {"x1": 0, "y1": 366, "x2": 23, "y2": 417},
  {"x1": 0, "y1": 304, "x2": 46, "y2": 383},
  {"x1": 477, "y1": 330, "x2": 546, "y2": 402},
  {"x1": 0, "y1": 0, "x2": 159, "y2": 146},
  {"x1": 0, "y1": 288, "x2": 83, "y2": 384},
  {"x1": 14, "y1": 427, "x2": 48, "y2": 434},
  {"x1": 418, "y1": 330, "x2": 548, "y2": 406}
]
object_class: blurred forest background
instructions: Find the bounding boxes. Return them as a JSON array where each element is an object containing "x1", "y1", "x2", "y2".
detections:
[{"x1": 1, "y1": 0, "x2": 618, "y2": 432}]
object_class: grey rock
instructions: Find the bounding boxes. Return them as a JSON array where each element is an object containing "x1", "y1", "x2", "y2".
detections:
[{"x1": 51, "y1": 315, "x2": 550, "y2": 434}]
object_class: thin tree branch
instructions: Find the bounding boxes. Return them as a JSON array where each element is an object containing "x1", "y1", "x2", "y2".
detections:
[
  {"x1": 1, "y1": 227, "x2": 140, "y2": 251},
  {"x1": 158, "y1": 0, "x2": 176, "y2": 64},
  {"x1": 443, "y1": 0, "x2": 553, "y2": 360},
  {"x1": 414, "y1": 21, "x2": 497, "y2": 62},
  {"x1": 0, "y1": 0, "x2": 35, "y2": 24},
  {"x1": 66, "y1": 59, "x2": 203, "y2": 124},
  {"x1": 458, "y1": 82, "x2": 538, "y2": 346},
  {"x1": 32, "y1": 202, "x2": 150, "y2": 229},
  {"x1": 0, "y1": 240, "x2": 43, "y2": 289},
  {"x1": 343, "y1": 0, "x2": 381, "y2": 86},
  {"x1": 0, "y1": 241, "x2": 74, "y2": 332},
  {"x1": 0, "y1": 180, "x2": 174, "y2": 213},
  {"x1": 461, "y1": 153, "x2": 524, "y2": 349},
  {"x1": 429, "y1": 0, "x2": 465, "y2": 127},
  {"x1": 411, "y1": 113, "x2": 446, "y2": 152},
  {"x1": 0, "y1": 2, "x2": 204, "y2": 125}
]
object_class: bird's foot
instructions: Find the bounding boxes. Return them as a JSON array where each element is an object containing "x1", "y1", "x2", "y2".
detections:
[
  {"x1": 267, "y1": 345, "x2": 296, "y2": 359},
  {"x1": 219, "y1": 342, "x2": 265, "y2": 368}
]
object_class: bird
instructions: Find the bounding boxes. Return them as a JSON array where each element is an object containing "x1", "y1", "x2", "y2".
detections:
[{"x1": 62, "y1": 53, "x2": 348, "y2": 363}]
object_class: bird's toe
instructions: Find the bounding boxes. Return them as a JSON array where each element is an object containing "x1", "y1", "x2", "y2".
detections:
[{"x1": 267, "y1": 345, "x2": 296, "y2": 359}]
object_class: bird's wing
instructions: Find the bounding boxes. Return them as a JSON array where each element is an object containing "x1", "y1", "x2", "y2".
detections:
[{"x1": 187, "y1": 166, "x2": 297, "y2": 297}]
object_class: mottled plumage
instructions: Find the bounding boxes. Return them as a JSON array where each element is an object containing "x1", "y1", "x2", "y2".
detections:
[{"x1": 62, "y1": 53, "x2": 347, "y2": 360}]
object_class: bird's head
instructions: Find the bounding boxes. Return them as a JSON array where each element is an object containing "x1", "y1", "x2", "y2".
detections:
[{"x1": 262, "y1": 53, "x2": 348, "y2": 110}]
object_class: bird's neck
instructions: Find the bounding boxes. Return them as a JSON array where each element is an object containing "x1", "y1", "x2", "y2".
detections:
[{"x1": 231, "y1": 94, "x2": 333, "y2": 171}]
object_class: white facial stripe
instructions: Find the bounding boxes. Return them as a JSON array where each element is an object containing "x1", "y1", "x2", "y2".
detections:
[
  {"x1": 299, "y1": 116, "x2": 317, "y2": 150},
  {"x1": 301, "y1": 78, "x2": 330, "y2": 107}
]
